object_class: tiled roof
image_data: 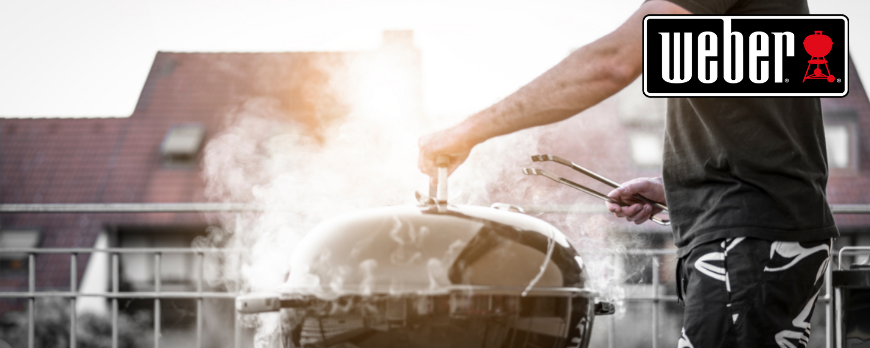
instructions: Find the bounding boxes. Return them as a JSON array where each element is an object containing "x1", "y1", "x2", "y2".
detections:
[{"x1": 0, "y1": 50, "x2": 364, "y2": 294}]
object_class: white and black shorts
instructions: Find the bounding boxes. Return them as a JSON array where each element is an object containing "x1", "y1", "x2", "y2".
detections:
[{"x1": 676, "y1": 237, "x2": 831, "y2": 348}]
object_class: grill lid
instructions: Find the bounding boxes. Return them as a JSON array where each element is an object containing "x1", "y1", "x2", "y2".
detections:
[{"x1": 280, "y1": 204, "x2": 590, "y2": 298}]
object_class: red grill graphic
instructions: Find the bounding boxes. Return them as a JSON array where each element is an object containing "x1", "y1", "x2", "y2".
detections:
[{"x1": 803, "y1": 31, "x2": 835, "y2": 83}]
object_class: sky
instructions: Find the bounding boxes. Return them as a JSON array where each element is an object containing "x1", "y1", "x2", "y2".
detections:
[{"x1": 0, "y1": 0, "x2": 869, "y2": 118}]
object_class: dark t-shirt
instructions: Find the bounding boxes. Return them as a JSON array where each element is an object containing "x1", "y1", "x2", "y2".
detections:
[{"x1": 650, "y1": 0, "x2": 839, "y2": 257}]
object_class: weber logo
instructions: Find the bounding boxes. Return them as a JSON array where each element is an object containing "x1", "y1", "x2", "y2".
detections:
[{"x1": 643, "y1": 15, "x2": 849, "y2": 97}]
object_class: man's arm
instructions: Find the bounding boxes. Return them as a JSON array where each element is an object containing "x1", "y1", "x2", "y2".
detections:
[{"x1": 418, "y1": 0, "x2": 690, "y2": 178}]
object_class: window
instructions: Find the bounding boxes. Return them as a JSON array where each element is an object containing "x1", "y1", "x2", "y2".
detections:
[
  {"x1": 160, "y1": 125, "x2": 205, "y2": 167},
  {"x1": 629, "y1": 132, "x2": 664, "y2": 167},
  {"x1": 824, "y1": 124, "x2": 851, "y2": 169},
  {"x1": 823, "y1": 111, "x2": 858, "y2": 172},
  {"x1": 114, "y1": 226, "x2": 209, "y2": 326},
  {"x1": 0, "y1": 230, "x2": 40, "y2": 274},
  {"x1": 117, "y1": 227, "x2": 204, "y2": 291}
]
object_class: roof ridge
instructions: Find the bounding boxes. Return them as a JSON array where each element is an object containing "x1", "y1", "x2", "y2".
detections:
[
  {"x1": 0, "y1": 116, "x2": 130, "y2": 119},
  {"x1": 156, "y1": 50, "x2": 363, "y2": 54}
]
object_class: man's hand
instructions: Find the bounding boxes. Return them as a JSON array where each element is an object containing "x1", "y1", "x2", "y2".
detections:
[
  {"x1": 418, "y1": 124, "x2": 475, "y2": 180},
  {"x1": 606, "y1": 177, "x2": 666, "y2": 225}
]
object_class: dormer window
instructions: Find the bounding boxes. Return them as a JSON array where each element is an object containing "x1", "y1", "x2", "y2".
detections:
[{"x1": 160, "y1": 125, "x2": 205, "y2": 168}]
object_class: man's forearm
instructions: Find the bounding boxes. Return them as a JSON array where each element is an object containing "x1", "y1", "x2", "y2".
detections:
[
  {"x1": 417, "y1": 1, "x2": 688, "y2": 178},
  {"x1": 451, "y1": 1, "x2": 694, "y2": 147},
  {"x1": 460, "y1": 30, "x2": 642, "y2": 145}
]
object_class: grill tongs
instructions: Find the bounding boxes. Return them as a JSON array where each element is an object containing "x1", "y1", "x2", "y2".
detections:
[{"x1": 522, "y1": 154, "x2": 670, "y2": 226}]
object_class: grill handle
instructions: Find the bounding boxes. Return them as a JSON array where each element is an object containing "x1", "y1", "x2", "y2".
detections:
[
  {"x1": 594, "y1": 301, "x2": 615, "y2": 315},
  {"x1": 432, "y1": 155, "x2": 449, "y2": 212}
]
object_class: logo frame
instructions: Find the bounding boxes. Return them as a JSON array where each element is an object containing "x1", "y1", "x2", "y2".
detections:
[{"x1": 642, "y1": 15, "x2": 849, "y2": 98}]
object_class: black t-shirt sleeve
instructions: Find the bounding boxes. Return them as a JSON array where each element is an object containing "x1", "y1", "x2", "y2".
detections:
[{"x1": 645, "y1": 0, "x2": 740, "y2": 14}]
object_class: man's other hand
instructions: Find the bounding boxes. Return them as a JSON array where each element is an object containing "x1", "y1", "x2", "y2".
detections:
[
  {"x1": 418, "y1": 124, "x2": 475, "y2": 181},
  {"x1": 606, "y1": 177, "x2": 666, "y2": 224}
]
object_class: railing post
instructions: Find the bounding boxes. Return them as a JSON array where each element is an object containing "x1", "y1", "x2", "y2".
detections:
[
  {"x1": 112, "y1": 252, "x2": 119, "y2": 348},
  {"x1": 154, "y1": 252, "x2": 161, "y2": 348},
  {"x1": 826, "y1": 250, "x2": 833, "y2": 348},
  {"x1": 652, "y1": 256, "x2": 660, "y2": 348},
  {"x1": 235, "y1": 212, "x2": 242, "y2": 348},
  {"x1": 608, "y1": 254, "x2": 616, "y2": 348},
  {"x1": 28, "y1": 252, "x2": 35, "y2": 348},
  {"x1": 70, "y1": 253, "x2": 77, "y2": 348},
  {"x1": 196, "y1": 252, "x2": 203, "y2": 348}
]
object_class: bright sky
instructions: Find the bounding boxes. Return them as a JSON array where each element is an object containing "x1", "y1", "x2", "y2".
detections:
[{"x1": 0, "y1": 0, "x2": 868, "y2": 118}]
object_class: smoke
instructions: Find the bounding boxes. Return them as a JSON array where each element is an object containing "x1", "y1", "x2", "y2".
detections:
[
  {"x1": 196, "y1": 41, "x2": 648, "y2": 343},
  {"x1": 450, "y1": 127, "x2": 548, "y2": 205},
  {"x1": 565, "y1": 214, "x2": 634, "y2": 317},
  {"x1": 196, "y1": 44, "x2": 433, "y2": 344}
]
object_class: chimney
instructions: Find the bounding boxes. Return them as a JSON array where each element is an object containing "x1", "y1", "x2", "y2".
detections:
[{"x1": 381, "y1": 30, "x2": 415, "y2": 49}]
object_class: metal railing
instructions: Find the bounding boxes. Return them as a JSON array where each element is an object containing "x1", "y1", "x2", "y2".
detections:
[
  {"x1": 0, "y1": 203, "x2": 253, "y2": 348},
  {"x1": 1, "y1": 203, "x2": 868, "y2": 348},
  {"x1": 0, "y1": 247, "x2": 239, "y2": 348},
  {"x1": 589, "y1": 248, "x2": 869, "y2": 348},
  {"x1": 2, "y1": 202, "x2": 868, "y2": 214}
]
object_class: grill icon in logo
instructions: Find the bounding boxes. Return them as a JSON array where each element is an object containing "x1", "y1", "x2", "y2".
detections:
[{"x1": 803, "y1": 31, "x2": 835, "y2": 83}]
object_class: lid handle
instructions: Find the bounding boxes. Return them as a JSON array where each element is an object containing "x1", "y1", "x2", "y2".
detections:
[{"x1": 435, "y1": 155, "x2": 449, "y2": 212}]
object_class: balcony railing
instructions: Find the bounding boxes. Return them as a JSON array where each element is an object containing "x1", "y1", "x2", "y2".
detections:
[{"x1": 1, "y1": 203, "x2": 868, "y2": 348}]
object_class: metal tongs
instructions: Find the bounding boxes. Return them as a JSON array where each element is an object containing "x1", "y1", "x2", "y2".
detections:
[{"x1": 522, "y1": 154, "x2": 670, "y2": 226}]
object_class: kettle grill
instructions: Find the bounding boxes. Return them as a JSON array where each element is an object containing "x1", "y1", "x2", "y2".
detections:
[{"x1": 236, "y1": 156, "x2": 614, "y2": 348}]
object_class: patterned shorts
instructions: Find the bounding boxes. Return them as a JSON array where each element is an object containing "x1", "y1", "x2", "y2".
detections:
[{"x1": 676, "y1": 237, "x2": 832, "y2": 348}]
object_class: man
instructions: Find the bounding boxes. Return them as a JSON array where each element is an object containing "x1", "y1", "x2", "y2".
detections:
[{"x1": 418, "y1": 0, "x2": 838, "y2": 346}]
